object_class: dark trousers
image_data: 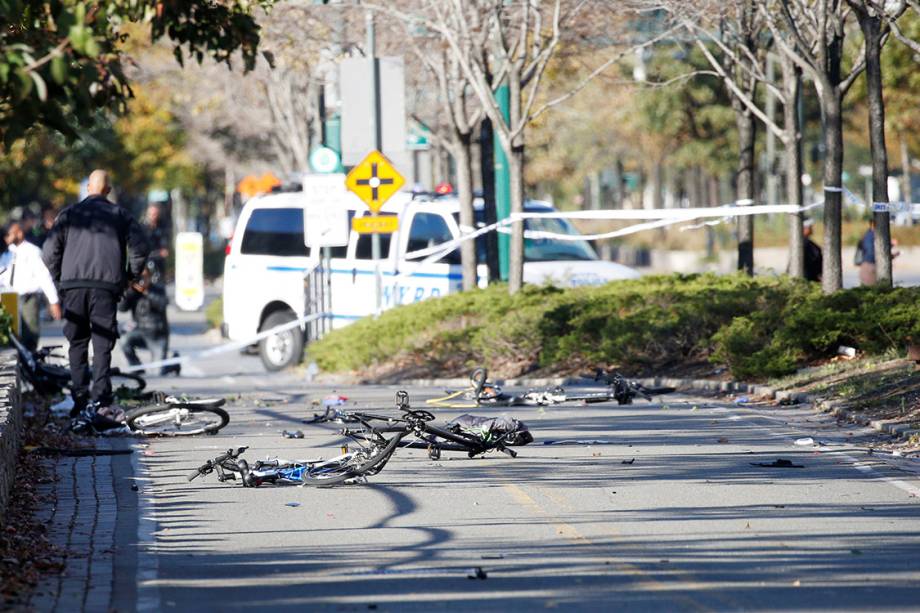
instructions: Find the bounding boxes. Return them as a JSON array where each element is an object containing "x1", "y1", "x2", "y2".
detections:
[
  {"x1": 121, "y1": 329, "x2": 169, "y2": 373},
  {"x1": 20, "y1": 293, "x2": 42, "y2": 352},
  {"x1": 62, "y1": 288, "x2": 118, "y2": 407}
]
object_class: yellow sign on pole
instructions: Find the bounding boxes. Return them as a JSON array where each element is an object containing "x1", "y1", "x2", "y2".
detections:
[
  {"x1": 352, "y1": 215, "x2": 399, "y2": 235},
  {"x1": 345, "y1": 150, "x2": 405, "y2": 213}
]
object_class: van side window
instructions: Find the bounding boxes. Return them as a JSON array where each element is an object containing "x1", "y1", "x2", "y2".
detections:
[
  {"x1": 407, "y1": 212, "x2": 461, "y2": 265},
  {"x1": 241, "y1": 208, "x2": 308, "y2": 256},
  {"x1": 355, "y1": 213, "x2": 397, "y2": 260}
]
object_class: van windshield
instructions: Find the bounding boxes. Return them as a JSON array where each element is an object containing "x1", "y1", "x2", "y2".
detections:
[{"x1": 465, "y1": 209, "x2": 597, "y2": 262}]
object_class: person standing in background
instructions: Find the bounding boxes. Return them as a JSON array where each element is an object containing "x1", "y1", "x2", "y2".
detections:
[
  {"x1": 802, "y1": 219, "x2": 822, "y2": 283},
  {"x1": 3, "y1": 221, "x2": 63, "y2": 350},
  {"x1": 856, "y1": 218, "x2": 878, "y2": 285},
  {"x1": 144, "y1": 203, "x2": 169, "y2": 280}
]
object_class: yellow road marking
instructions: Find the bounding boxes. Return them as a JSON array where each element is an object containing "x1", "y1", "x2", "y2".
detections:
[{"x1": 501, "y1": 483, "x2": 710, "y2": 612}]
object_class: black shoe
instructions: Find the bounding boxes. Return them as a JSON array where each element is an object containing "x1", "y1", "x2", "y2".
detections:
[
  {"x1": 161, "y1": 352, "x2": 181, "y2": 376},
  {"x1": 69, "y1": 397, "x2": 88, "y2": 419}
]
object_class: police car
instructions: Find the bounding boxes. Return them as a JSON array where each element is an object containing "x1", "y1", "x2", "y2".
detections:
[{"x1": 222, "y1": 184, "x2": 639, "y2": 370}]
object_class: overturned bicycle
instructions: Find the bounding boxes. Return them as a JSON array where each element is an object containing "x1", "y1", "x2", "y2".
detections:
[
  {"x1": 188, "y1": 391, "x2": 533, "y2": 487},
  {"x1": 425, "y1": 367, "x2": 676, "y2": 408}
]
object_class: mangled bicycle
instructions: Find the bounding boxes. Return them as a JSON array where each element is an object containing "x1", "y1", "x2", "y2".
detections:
[
  {"x1": 72, "y1": 393, "x2": 230, "y2": 437},
  {"x1": 426, "y1": 367, "x2": 676, "y2": 408},
  {"x1": 188, "y1": 391, "x2": 533, "y2": 488}
]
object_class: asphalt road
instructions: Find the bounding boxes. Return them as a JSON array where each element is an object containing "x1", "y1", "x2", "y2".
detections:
[{"x1": 38, "y1": 297, "x2": 920, "y2": 611}]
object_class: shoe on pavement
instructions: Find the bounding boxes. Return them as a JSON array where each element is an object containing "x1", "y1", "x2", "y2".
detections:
[{"x1": 78, "y1": 402, "x2": 127, "y2": 432}]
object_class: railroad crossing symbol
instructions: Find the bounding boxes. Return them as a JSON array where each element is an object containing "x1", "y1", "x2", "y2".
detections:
[{"x1": 345, "y1": 150, "x2": 405, "y2": 214}]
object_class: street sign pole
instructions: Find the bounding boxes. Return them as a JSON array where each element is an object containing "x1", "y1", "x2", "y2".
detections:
[
  {"x1": 367, "y1": 10, "x2": 383, "y2": 317},
  {"x1": 494, "y1": 82, "x2": 512, "y2": 281}
]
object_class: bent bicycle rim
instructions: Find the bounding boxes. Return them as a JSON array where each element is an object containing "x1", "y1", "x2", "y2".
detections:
[
  {"x1": 126, "y1": 406, "x2": 230, "y2": 436},
  {"x1": 301, "y1": 433, "x2": 404, "y2": 487}
]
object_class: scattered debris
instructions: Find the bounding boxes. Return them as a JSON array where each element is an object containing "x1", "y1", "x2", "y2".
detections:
[
  {"x1": 794, "y1": 437, "x2": 815, "y2": 446},
  {"x1": 282, "y1": 430, "x2": 305, "y2": 439},
  {"x1": 322, "y1": 395, "x2": 348, "y2": 408},
  {"x1": 467, "y1": 567, "x2": 488, "y2": 580},
  {"x1": 837, "y1": 345, "x2": 857, "y2": 359},
  {"x1": 285, "y1": 502, "x2": 302, "y2": 508},
  {"x1": 621, "y1": 458, "x2": 636, "y2": 465},
  {"x1": 734, "y1": 396, "x2": 751, "y2": 404},
  {"x1": 750, "y1": 459, "x2": 804, "y2": 468},
  {"x1": 50, "y1": 397, "x2": 75, "y2": 417}
]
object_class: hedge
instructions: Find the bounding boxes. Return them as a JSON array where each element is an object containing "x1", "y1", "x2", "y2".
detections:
[{"x1": 308, "y1": 273, "x2": 920, "y2": 381}]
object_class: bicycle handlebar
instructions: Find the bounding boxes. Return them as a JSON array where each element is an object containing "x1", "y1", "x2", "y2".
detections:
[{"x1": 187, "y1": 446, "x2": 248, "y2": 481}]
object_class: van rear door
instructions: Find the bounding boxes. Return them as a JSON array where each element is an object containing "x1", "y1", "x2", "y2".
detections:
[{"x1": 224, "y1": 204, "x2": 311, "y2": 339}]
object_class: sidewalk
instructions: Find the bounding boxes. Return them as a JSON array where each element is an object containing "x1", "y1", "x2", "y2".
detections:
[{"x1": 27, "y1": 439, "x2": 138, "y2": 613}]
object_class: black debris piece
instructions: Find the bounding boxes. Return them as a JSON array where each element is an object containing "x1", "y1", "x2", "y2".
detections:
[{"x1": 750, "y1": 459, "x2": 804, "y2": 468}]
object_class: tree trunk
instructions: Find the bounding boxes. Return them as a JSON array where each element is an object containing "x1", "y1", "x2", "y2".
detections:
[
  {"x1": 610, "y1": 157, "x2": 624, "y2": 208},
  {"x1": 508, "y1": 63, "x2": 525, "y2": 294},
  {"x1": 860, "y1": 14, "x2": 892, "y2": 286},
  {"x1": 782, "y1": 57, "x2": 805, "y2": 278},
  {"x1": 735, "y1": 104, "x2": 756, "y2": 275},
  {"x1": 455, "y1": 131, "x2": 477, "y2": 291},
  {"x1": 480, "y1": 118, "x2": 500, "y2": 281},
  {"x1": 822, "y1": 91, "x2": 844, "y2": 293}
]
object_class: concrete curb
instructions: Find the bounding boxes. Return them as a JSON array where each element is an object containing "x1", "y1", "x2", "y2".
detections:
[
  {"x1": 397, "y1": 373, "x2": 916, "y2": 441},
  {"x1": 0, "y1": 348, "x2": 22, "y2": 518}
]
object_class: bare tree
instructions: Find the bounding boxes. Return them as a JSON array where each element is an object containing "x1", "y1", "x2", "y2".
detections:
[
  {"x1": 658, "y1": 0, "x2": 810, "y2": 277},
  {"x1": 846, "y1": 0, "x2": 909, "y2": 287},
  {"x1": 403, "y1": 32, "x2": 483, "y2": 290},
  {"x1": 759, "y1": 0, "x2": 867, "y2": 293}
]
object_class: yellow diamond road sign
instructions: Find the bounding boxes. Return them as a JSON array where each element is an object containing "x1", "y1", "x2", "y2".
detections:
[{"x1": 345, "y1": 150, "x2": 405, "y2": 213}]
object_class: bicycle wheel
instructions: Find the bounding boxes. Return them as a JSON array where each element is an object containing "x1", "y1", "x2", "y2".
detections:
[
  {"x1": 301, "y1": 432, "x2": 405, "y2": 487},
  {"x1": 110, "y1": 369, "x2": 147, "y2": 397},
  {"x1": 126, "y1": 405, "x2": 230, "y2": 436}
]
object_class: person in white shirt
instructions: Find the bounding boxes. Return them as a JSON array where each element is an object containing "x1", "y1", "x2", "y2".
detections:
[{"x1": 3, "y1": 221, "x2": 62, "y2": 351}]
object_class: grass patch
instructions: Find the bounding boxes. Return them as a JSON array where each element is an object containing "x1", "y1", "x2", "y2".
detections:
[
  {"x1": 310, "y1": 273, "x2": 920, "y2": 381},
  {"x1": 205, "y1": 296, "x2": 223, "y2": 330}
]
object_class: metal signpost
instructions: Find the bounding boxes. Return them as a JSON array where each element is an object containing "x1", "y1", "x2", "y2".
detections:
[{"x1": 345, "y1": 150, "x2": 405, "y2": 316}]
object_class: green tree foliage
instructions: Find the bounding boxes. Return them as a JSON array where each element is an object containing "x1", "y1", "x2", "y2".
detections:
[
  {"x1": 0, "y1": 83, "x2": 200, "y2": 210},
  {"x1": 0, "y1": 0, "x2": 274, "y2": 143}
]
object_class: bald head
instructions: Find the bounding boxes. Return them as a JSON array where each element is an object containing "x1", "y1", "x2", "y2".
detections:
[{"x1": 87, "y1": 169, "x2": 111, "y2": 198}]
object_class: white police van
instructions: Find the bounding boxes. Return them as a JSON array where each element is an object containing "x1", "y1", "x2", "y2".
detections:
[{"x1": 222, "y1": 183, "x2": 638, "y2": 370}]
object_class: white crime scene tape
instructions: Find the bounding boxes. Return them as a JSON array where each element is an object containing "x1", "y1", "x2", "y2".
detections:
[
  {"x1": 119, "y1": 312, "x2": 327, "y2": 374},
  {"x1": 406, "y1": 202, "x2": 807, "y2": 264}
]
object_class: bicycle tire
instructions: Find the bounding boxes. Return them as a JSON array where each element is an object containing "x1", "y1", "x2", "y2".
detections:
[
  {"x1": 164, "y1": 397, "x2": 227, "y2": 410},
  {"x1": 126, "y1": 405, "x2": 230, "y2": 436},
  {"x1": 301, "y1": 432, "x2": 405, "y2": 487},
  {"x1": 110, "y1": 370, "x2": 146, "y2": 392}
]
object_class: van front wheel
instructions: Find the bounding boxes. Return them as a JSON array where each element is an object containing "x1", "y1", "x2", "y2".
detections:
[{"x1": 258, "y1": 311, "x2": 304, "y2": 371}]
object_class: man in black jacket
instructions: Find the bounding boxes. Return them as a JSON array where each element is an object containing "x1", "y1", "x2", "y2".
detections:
[{"x1": 42, "y1": 170, "x2": 148, "y2": 423}]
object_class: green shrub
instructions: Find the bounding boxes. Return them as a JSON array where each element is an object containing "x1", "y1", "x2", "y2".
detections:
[
  {"x1": 308, "y1": 273, "x2": 920, "y2": 381},
  {"x1": 205, "y1": 297, "x2": 223, "y2": 329},
  {"x1": 0, "y1": 306, "x2": 11, "y2": 345}
]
